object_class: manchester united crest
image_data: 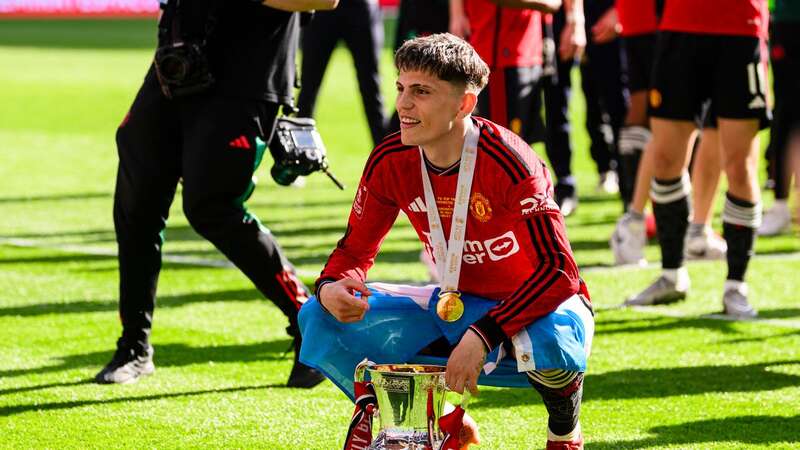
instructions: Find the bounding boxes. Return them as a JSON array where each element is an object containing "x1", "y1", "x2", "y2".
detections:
[{"x1": 469, "y1": 192, "x2": 492, "y2": 222}]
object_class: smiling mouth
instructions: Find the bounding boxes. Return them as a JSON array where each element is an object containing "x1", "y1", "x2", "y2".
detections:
[{"x1": 400, "y1": 117, "x2": 420, "y2": 129}]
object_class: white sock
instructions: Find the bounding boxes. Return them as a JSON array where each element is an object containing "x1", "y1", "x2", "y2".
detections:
[
  {"x1": 724, "y1": 280, "x2": 747, "y2": 295},
  {"x1": 663, "y1": 267, "x2": 690, "y2": 290},
  {"x1": 548, "y1": 422, "x2": 581, "y2": 442}
]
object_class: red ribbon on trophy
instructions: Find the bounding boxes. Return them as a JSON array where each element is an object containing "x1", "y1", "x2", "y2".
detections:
[
  {"x1": 343, "y1": 381, "x2": 377, "y2": 450},
  {"x1": 438, "y1": 405, "x2": 465, "y2": 450}
]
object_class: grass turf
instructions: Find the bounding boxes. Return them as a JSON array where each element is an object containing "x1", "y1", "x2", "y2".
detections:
[{"x1": 0, "y1": 19, "x2": 799, "y2": 449}]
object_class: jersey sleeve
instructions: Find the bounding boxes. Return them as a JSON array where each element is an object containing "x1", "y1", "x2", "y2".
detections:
[
  {"x1": 315, "y1": 151, "x2": 401, "y2": 294},
  {"x1": 469, "y1": 171, "x2": 581, "y2": 352}
]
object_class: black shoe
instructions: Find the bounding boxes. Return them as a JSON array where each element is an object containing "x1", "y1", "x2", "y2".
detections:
[
  {"x1": 95, "y1": 344, "x2": 154, "y2": 384},
  {"x1": 286, "y1": 337, "x2": 325, "y2": 388}
]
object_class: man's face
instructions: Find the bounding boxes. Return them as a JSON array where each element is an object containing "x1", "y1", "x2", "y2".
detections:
[{"x1": 395, "y1": 70, "x2": 465, "y2": 147}]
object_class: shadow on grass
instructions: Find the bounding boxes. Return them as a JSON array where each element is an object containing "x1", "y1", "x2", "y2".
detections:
[
  {"x1": 0, "y1": 383, "x2": 288, "y2": 417},
  {"x1": 0, "y1": 380, "x2": 91, "y2": 397},
  {"x1": 0, "y1": 288, "x2": 261, "y2": 317},
  {"x1": 595, "y1": 315, "x2": 743, "y2": 336},
  {"x1": 0, "y1": 192, "x2": 110, "y2": 204},
  {"x1": 0, "y1": 19, "x2": 156, "y2": 50},
  {"x1": 470, "y1": 360, "x2": 800, "y2": 408},
  {"x1": 0, "y1": 339, "x2": 292, "y2": 380},
  {"x1": 589, "y1": 414, "x2": 800, "y2": 449}
]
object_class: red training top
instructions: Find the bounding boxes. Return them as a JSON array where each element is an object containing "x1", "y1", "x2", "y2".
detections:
[
  {"x1": 317, "y1": 118, "x2": 586, "y2": 351},
  {"x1": 464, "y1": 0, "x2": 543, "y2": 68},
  {"x1": 616, "y1": 0, "x2": 659, "y2": 37},
  {"x1": 660, "y1": 0, "x2": 768, "y2": 37}
]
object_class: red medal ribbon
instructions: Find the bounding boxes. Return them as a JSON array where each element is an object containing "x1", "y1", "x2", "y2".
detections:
[{"x1": 343, "y1": 381, "x2": 377, "y2": 450}]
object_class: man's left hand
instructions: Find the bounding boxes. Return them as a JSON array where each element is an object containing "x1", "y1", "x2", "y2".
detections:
[{"x1": 445, "y1": 329, "x2": 487, "y2": 396}]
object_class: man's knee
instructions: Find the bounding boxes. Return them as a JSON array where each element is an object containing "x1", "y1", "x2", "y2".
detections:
[{"x1": 528, "y1": 371, "x2": 584, "y2": 435}]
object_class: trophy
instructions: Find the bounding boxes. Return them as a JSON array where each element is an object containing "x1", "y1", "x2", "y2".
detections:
[{"x1": 343, "y1": 360, "x2": 469, "y2": 450}]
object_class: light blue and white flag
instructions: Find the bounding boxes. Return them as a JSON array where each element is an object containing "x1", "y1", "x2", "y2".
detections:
[{"x1": 298, "y1": 283, "x2": 593, "y2": 400}]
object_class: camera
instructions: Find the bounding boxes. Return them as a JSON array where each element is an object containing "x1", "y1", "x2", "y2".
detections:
[
  {"x1": 154, "y1": 0, "x2": 216, "y2": 98},
  {"x1": 269, "y1": 117, "x2": 344, "y2": 189},
  {"x1": 154, "y1": 41, "x2": 214, "y2": 98}
]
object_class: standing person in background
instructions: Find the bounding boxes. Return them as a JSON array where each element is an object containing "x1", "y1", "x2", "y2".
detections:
[
  {"x1": 297, "y1": 0, "x2": 387, "y2": 146},
  {"x1": 624, "y1": 0, "x2": 770, "y2": 319},
  {"x1": 449, "y1": 0, "x2": 586, "y2": 146},
  {"x1": 578, "y1": 0, "x2": 629, "y2": 200},
  {"x1": 760, "y1": 0, "x2": 800, "y2": 235},
  {"x1": 537, "y1": 9, "x2": 582, "y2": 216},
  {"x1": 95, "y1": 0, "x2": 338, "y2": 387}
]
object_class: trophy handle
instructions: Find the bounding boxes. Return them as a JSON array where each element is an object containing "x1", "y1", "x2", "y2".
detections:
[{"x1": 354, "y1": 358, "x2": 374, "y2": 383}]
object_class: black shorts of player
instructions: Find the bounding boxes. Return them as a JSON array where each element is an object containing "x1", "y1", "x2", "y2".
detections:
[
  {"x1": 476, "y1": 65, "x2": 543, "y2": 143},
  {"x1": 649, "y1": 31, "x2": 770, "y2": 129},
  {"x1": 622, "y1": 33, "x2": 656, "y2": 93}
]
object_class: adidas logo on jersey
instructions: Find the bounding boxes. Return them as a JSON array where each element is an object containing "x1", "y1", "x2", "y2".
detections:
[
  {"x1": 229, "y1": 135, "x2": 251, "y2": 149},
  {"x1": 408, "y1": 196, "x2": 427, "y2": 213}
]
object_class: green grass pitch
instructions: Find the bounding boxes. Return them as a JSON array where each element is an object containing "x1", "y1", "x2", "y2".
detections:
[{"x1": 0, "y1": 19, "x2": 799, "y2": 449}]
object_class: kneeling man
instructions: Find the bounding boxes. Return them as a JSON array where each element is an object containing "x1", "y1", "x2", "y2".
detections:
[{"x1": 302, "y1": 33, "x2": 593, "y2": 450}]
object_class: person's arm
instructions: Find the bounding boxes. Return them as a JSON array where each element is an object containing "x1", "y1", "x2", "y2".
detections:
[
  {"x1": 449, "y1": 0, "x2": 471, "y2": 39},
  {"x1": 489, "y1": 0, "x2": 561, "y2": 13},
  {"x1": 261, "y1": 0, "x2": 339, "y2": 12},
  {"x1": 314, "y1": 144, "x2": 401, "y2": 323},
  {"x1": 558, "y1": 0, "x2": 586, "y2": 61},
  {"x1": 591, "y1": 5, "x2": 620, "y2": 44},
  {"x1": 469, "y1": 175, "x2": 580, "y2": 353}
]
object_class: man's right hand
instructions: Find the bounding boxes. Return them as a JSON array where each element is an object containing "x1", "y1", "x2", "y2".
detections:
[{"x1": 318, "y1": 279, "x2": 371, "y2": 323}]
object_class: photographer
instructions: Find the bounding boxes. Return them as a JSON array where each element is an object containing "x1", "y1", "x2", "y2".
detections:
[{"x1": 95, "y1": 0, "x2": 339, "y2": 387}]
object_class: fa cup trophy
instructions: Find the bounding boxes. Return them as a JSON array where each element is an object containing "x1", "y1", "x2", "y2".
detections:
[{"x1": 342, "y1": 360, "x2": 470, "y2": 450}]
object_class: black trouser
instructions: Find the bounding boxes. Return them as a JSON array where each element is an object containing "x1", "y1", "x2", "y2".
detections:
[
  {"x1": 768, "y1": 21, "x2": 800, "y2": 200},
  {"x1": 579, "y1": 36, "x2": 630, "y2": 175},
  {"x1": 540, "y1": 10, "x2": 576, "y2": 185},
  {"x1": 297, "y1": 0, "x2": 386, "y2": 146},
  {"x1": 114, "y1": 74, "x2": 308, "y2": 353}
]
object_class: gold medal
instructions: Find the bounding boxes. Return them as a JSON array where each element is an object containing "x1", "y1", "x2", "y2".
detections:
[{"x1": 436, "y1": 291, "x2": 464, "y2": 322}]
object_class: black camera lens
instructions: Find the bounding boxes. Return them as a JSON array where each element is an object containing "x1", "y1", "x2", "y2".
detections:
[
  {"x1": 159, "y1": 54, "x2": 189, "y2": 82},
  {"x1": 270, "y1": 163, "x2": 298, "y2": 186}
]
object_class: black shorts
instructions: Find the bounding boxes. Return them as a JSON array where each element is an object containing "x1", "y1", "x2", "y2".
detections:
[
  {"x1": 623, "y1": 33, "x2": 656, "y2": 93},
  {"x1": 649, "y1": 31, "x2": 770, "y2": 128},
  {"x1": 476, "y1": 65, "x2": 543, "y2": 143}
]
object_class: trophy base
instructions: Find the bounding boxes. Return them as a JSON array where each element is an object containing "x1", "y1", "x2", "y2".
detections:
[{"x1": 368, "y1": 430, "x2": 443, "y2": 450}]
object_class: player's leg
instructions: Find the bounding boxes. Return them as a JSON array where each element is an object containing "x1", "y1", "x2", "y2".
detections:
[
  {"x1": 761, "y1": 22, "x2": 797, "y2": 235},
  {"x1": 529, "y1": 370, "x2": 585, "y2": 449},
  {"x1": 97, "y1": 74, "x2": 182, "y2": 384},
  {"x1": 612, "y1": 34, "x2": 657, "y2": 265},
  {"x1": 180, "y1": 95, "x2": 323, "y2": 386},
  {"x1": 625, "y1": 31, "x2": 705, "y2": 306},
  {"x1": 686, "y1": 113, "x2": 727, "y2": 261},
  {"x1": 713, "y1": 34, "x2": 770, "y2": 319}
]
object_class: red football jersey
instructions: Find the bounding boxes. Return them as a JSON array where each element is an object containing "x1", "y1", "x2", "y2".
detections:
[
  {"x1": 616, "y1": 0, "x2": 658, "y2": 36},
  {"x1": 660, "y1": 0, "x2": 768, "y2": 37},
  {"x1": 317, "y1": 118, "x2": 583, "y2": 351},
  {"x1": 464, "y1": 0, "x2": 543, "y2": 68}
]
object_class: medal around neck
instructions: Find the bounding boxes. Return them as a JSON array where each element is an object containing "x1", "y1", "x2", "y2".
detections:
[{"x1": 436, "y1": 290, "x2": 464, "y2": 322}]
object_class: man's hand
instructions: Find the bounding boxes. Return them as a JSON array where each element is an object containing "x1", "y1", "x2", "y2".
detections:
[
  {"x1": 261, "y1": 0, "x2": 339, "y2": 12},
  {"x1": 445, "y1": 329, "x2": 487, "y2": 396},
  {"x1": 448, "y1": 0, "x2": 471, "y2": 39},
  {"x1": 318, "y1": 279, "x2": 371, "y2": 323},
  {"x1": 489, "y1": 0, "x2": 562, "y2": 13},
  {"x1": 558, "y1": 16, "x2": 586, "y2": 62},
  {"x1": 591, "y1": 7, "x2": 620, "y2": 44}
]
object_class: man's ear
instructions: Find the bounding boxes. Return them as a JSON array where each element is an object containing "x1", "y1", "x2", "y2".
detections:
[{"x1": 457, "y1": 91, "x2": 478, "y2": 119}]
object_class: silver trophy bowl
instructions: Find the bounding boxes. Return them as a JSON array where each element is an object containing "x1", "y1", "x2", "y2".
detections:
[{"x1": 356, "y1": 361, "x2": 453, "y2": 450}]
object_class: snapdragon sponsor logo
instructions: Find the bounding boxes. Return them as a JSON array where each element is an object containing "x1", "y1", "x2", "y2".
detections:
[{"x1": 423, "y1": 230, "x2": 519, "y2": 264}]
